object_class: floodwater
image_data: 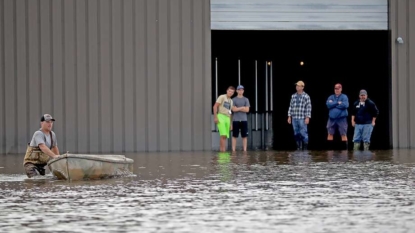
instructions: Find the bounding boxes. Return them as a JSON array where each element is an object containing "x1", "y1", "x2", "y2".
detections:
[{"x1": 0, "y1": 149, "x2": 414, "y2": 233}]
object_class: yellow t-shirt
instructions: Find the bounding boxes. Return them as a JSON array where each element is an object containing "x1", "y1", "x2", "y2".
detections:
[{"x1": 216, "y1": 94, "x2": 233, "y2": 117}]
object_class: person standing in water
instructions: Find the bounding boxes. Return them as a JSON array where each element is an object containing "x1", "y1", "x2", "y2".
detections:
[
  {"x1": 326, "y1": 83, "x2": 349, "y2": 150},
  {"x1": 213, "y1": 86, "x2": 235, "y2": 152},
  {"x1": 287, "y1": 81, "x2": 312, "y2": 150},
  {"x1": 231, "y1": 85, "x2": 250, "y2": 152},
  {"x1": 23, "y1": 114, "x2": 60, "y2": 178},
  {"x1": 351, "y1": 89, "x2": 379, "y2": 150}
]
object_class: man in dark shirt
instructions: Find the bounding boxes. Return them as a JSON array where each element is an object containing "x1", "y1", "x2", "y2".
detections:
[{"x1": 351, "y1": 90, "x2": 379, "y2": 150}]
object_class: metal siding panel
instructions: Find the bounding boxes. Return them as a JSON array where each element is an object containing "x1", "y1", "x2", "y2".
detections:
[
  {"x1": 410, "y1": 0, "x2": 415, "y2": 148},
  {"x1": 212, "y1": 0, "x2": 387, "y2": 5},
  {"x1": 211, "y1": 12, "x2": 387, "y2": 22},
  {"x1": 76, "y1": 0, "x2": 88, "y2": 153},
  {"x1": 181, "y1": 0, "x2": 192, "y2": 150},
  {"x1": 397, "y1": 0, "x2": 409, "y2": 147},
  {"x1": 211, "y1": 5, "x2": 387, "y2": 13},
  {"x1": 211, "y1": 0, "x2": 388, "y2": 30},
  {"x1": 52, "y1": 0, "x2": 64, "y2": 151},
  {"x1": 123, "y1": 0, "x2": 135, "y2": 152},
  {"x1": 16, "y1": 0, "x2": 28, "y2": 151},
  {"x1": 390, "y1": 0, "x2": 398, "y2": 148},
  {"x1": 0, "y1": 0, "x2": 4, "y2": 153},
  {"x1": 28, "y1": 0, "x2": 41, "y2": 144},
  {"x1": 203, "y1": 0, "x2": 212, "y2": 150},
  {"x1": 4, "y1": 0, "x2": 16, "y2": 153},
  {"x1": 211, "y1": 0, "x2": 388, "y2": 12},
  {"x1": 63, "y1": 0, "x2": 77, "y2": 152},
  {"x1": 99, "y1": 0, "x2": 112, "y2": 152},
  {"x1": 158, "y1": 0, "x2": 169, "y2": 151},
  {"x1": 135, "y1": 0, "x2": 147, "y2": 151},
  {"x1": 40, "y1": 0, "x2": 52, "y2": 114},
  {"x1": 87, "y1": 0, "x2": 99, "y2": 153},
  {"x1": 193, "y1": 0, "x2": 204, "y2": 150},
  {"x1": 169, "y1": 0, "x2": 181, "y2": 151},
  {"x1": 146, "y1": 0, "x2": 158, "y2": 151},
  {"x1": 112, "y1": 0, "x2": 123, "y2": 152},
  {"x1": 211, "y1": 22, "x2": 388, "y2": 30}
]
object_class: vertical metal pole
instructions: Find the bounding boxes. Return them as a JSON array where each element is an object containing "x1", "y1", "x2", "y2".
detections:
[
  {"x1": 238, "y1": 59, "x2": 241, "y2": 85},
  {"x1": 269, "y1": 61, "x2": 273, "y2": 150},
  {"x1": 255, "y1": 60, "x2": 258, "y2": 131},
  {"x1": 262, "y1": 112, "x2": 265, "y2": 150},
  {"x1": 270, "y1": 61, "x2": 273, "y2": 112},
  {"x1": 215, "y1": 58, "x2": 218, "y2": 132},
  {"x1": 265, "y1": 62, "x2": 268, "y2": 130},
  {"x1": 215, "y1": 57, "x2": 218, "y2": 99}
]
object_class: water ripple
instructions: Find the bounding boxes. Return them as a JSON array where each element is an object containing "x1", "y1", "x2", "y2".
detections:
[{"x1": 0, "y1": 150, "x2": 414, "y2": 232}]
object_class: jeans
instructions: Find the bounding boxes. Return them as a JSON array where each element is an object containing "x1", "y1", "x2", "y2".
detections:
[
  {"x1": 292, "y1": 118, "x2": 308, "y2": 143},
  {"x1": 353, "y1": 124, "x2": 374, "y2": 143}
]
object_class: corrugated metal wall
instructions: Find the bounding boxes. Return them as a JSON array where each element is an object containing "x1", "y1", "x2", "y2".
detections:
[
  {"x1": 390, "y1": 0, "x2": 415, "y2": 148},
  {"x1": 211, "y1": 0, "x2": 388, "y2": 30},
  {"x1": 0, "y1": 0, "x2": 212, "y2": 154}
]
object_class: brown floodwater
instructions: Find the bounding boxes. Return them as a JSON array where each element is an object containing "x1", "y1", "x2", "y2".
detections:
[{"x1": 0, "y1": 149, "x2": 414, "y2": 232}]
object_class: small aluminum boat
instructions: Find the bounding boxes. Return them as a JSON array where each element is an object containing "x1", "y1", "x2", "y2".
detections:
[{"x1": 47, "y1": 153, "x2": 134, "y2": 181}]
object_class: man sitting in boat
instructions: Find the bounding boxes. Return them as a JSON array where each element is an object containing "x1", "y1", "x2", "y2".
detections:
[{"x1": 23, "y1": 114, "x2": 60, "y2": 178}]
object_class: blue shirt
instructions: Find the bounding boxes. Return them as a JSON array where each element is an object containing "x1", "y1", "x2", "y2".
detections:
[{"x1": 326, "y1": 94, "x2": 349, "y2": 119}]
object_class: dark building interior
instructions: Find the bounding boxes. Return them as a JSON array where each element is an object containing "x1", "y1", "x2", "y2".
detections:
[{"x1": 212, "y1": 30, "x2": 390, "y2": 150}]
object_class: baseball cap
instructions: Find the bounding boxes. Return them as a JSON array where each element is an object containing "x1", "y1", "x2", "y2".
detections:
[
  {"x1": 237, "y1": 85, "x2": 244, "y2": 90},
  {"x1": 41, "y1": 114, "x2": 55, "y2": 122},
  {"x1": 295, "y1": 81, "x2": 305, "y2": 87},
  {"x1": 359, "y1": 89, "x2": 367, "y2": 95}
]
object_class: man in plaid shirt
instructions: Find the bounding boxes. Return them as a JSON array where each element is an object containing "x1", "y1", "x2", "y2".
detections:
[{"x1": 287, "y1": 81, "x2": 312, "y2": 150}]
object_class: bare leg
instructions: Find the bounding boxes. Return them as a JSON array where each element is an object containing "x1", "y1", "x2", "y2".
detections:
[
  {"x1": 327, "y1": 134, "x2": 334, "y2": 150},
  {"x1": 232, "y1": 137, "x2": 237, "y2": 151},
  {"x1": 242, "y1": 137, "x2": 247, "y2": 151},
  {"x1": 220, "y1": 136, "x2": 227, "y2": 152}
]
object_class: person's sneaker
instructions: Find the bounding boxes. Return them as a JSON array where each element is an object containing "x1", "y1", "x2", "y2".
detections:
[{"x1": 353, "y1": 142, "x2": 360, "y2": 150}]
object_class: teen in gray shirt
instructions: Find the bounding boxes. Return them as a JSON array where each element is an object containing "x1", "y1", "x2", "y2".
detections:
[{"x1": 231, "y1": 85, "x2": 250, "y2": 151}]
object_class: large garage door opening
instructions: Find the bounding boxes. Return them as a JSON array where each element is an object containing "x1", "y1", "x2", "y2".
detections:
[{"x1": 212, "y1": 30, "x2": 390, "y2": 150}]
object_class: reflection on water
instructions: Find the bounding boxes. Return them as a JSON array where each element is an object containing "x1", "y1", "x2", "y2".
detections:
[{"x1": 0, "y1": 150, "x2": 414, "y2": 232}]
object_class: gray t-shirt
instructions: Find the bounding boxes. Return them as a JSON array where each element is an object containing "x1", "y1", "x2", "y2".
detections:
[
  {"x1": 232, "y1": 96, "x2": 250, "y2": 121},
  {"x1": 29, "y1": 130, "x2": 58, "y2": 149}
]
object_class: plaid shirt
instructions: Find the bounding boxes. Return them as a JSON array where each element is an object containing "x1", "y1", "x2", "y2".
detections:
[{"x1": 288, "y1": 92, "x2": 311, "y2": 119}]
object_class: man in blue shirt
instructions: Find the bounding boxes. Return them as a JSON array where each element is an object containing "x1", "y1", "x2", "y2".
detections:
[
  {"x1": 351, "y1": 89, "x2": 379, "y2": 150},
  {"x1": 287, "y1": 81, "x2": 312, "y2": 150},
  {"x1": 326, "y1": 83, "x2": 349, "y2": 150}
]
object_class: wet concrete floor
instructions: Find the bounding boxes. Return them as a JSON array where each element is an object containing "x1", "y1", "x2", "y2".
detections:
[{"x1": 0, "y1": 149, "x2": 414, "y2": 232}]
